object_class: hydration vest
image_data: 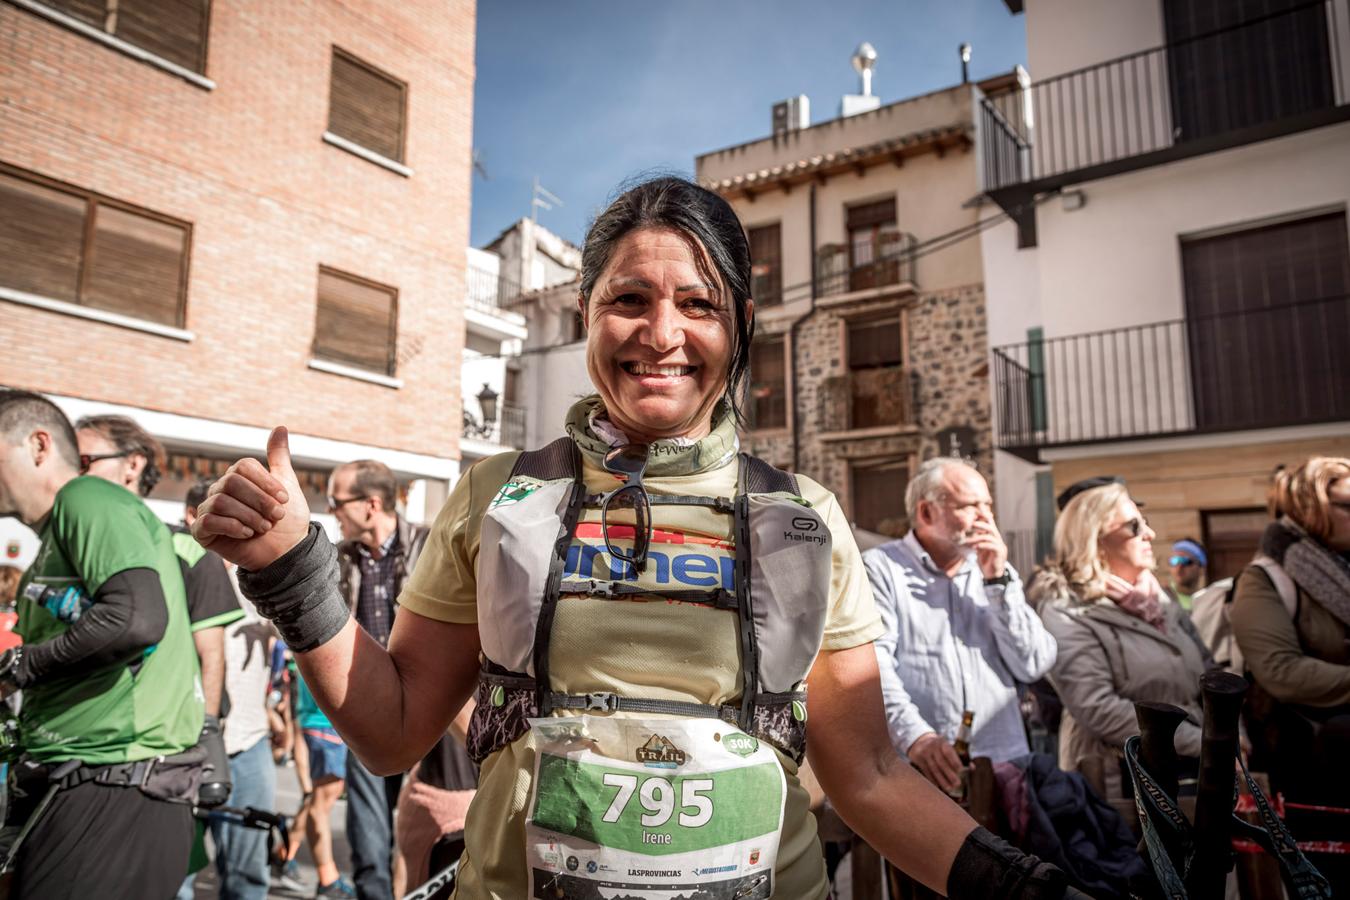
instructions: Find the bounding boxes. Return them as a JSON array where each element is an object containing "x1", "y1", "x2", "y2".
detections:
[{"x1": 464, "y1": 437, "x2": 833, "y2": 765}]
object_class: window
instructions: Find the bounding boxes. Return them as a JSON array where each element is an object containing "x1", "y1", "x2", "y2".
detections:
[
  {"x1": 846, "y1": 315, "x2": 906, "y2": 428},
  {"x1": 1164, "y1": 0, "x2": 1333, "y2": 143},
  {"x1": 41, "y1": 0, "x2": 211, "y2": 73},
  {"x1": 748, "y1": 335, "x2": 788, "y2": 430},
  {"x1": 1181, "y1": 211, "x2": 1349, "y2": 429},
  {"x1": 747, "y1": 223, "x2": 782, "y2": 307},
  {"x1": 0, "y1": 164, "x2": 190, "y2": 327},
  {"x1": 846, "y1": 197, "x2": 899, "y2": 291},
  {"x1": 313, "y1": 267, "x2": 398, "y2": 376},
  {"x1": 328, "y1": 48, "x2": 407, "y2": 164},
  {"x1": 850, "y1": 459, "x2": 909, "y2": 536}
]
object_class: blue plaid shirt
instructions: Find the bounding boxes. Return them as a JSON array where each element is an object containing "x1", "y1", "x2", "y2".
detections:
[{"x1": 354, "y1": 530, "x2": 399, "y2": 648}]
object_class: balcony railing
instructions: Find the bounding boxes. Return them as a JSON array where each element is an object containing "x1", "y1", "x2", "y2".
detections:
[
  {"x1": 499, "y1": 402, "x2": 526, "y2": 449},
  {"x1": 980, "y1": 0, "x2": 1350, "y2": 199},
  {"x1": 816, "y1": 232, "x2": 918, "y2": 298},
  {"x1": 466, "y1": 264, "x2": 523, "y2": 314},
  {"x1": 818, "y1": 364, "x2": 917, "y2": 432},
  {"x1": 992, "y1": 295, "x2": 1350, "y2": 459}
]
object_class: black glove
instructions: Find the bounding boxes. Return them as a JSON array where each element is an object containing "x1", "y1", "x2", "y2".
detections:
[
  {"x1": 948, "y1": 827, "x2": 1078, "y2": 900},
  {"x1": 196, "y1": 714, "x2": 232, "y2": 808}
]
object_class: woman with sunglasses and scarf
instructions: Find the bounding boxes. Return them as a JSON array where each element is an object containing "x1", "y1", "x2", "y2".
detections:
[
  {"x1": 190, "y1": 177, "x2": 1073, "y2": 900},
  {"x1": 1029, "y1": 482, "x2": 1212, "y2": 824}
]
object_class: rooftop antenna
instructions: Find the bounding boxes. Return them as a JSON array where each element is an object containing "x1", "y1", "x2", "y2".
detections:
[
  {"x1": 531, "y1": 176, "x2": 563, "y2": 226},
  {"x1": 472, "y1": 149, "x2": 489, "y2": 180},
  {"x1": 960, "y1": 43, "x2": 972, "y2": 84},
  {"x1": 852, "y1": 42, "x2": 877, "y2": 97}
]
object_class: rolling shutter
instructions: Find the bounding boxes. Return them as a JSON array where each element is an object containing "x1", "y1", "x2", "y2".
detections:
[
  {"x1": 313, "y1": 267, "x2": 398, "y2": 375},
  {"x1": 329, "y1": 49, "x2": 407, "y2": 163}
]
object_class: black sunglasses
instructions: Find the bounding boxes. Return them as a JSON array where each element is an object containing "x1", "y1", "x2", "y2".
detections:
[
  {"x1": 326, "y1": 494, "x2": 369, "y2": 512},
  {"x1": 79, "y1": 451, "x2": 128, "y2": 473},
  {"x1": 600, "y1": 444, "x2": 652, "y2": 575},
  {"x1": 1117, "y1": 517, "x2": 1145, "y2": 538}
]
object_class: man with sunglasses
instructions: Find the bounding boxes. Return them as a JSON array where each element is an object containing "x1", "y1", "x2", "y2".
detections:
[
  {"x1": 1164, "y1": 538, "x2": 1207, "y2": 611},
  {"x1": 328, "y1": 459, "x2": 431, "y2": 900},
  {"x1": 0, "y1": 390, "x2": 204, "y2": 899}
]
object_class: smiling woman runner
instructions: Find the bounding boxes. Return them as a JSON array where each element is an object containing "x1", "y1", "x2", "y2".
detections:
[{"x1": 193, "y1": 176, "x2": 1073, "y2": 900}]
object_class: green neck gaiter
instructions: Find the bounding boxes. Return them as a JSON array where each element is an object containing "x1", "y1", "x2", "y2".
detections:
[{"x1": 563, "y1": 395, "x2": 739, "y2": 477}]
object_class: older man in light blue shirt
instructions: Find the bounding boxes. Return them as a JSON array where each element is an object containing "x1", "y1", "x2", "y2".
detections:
[{"x1": 864, "y1": 457, "x2": 1057, "y2": 794}]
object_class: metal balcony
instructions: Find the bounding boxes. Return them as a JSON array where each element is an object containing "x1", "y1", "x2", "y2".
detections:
[
  {"x1": 817, "y1": 364, "x2": 918, "y2": 433},
  {"x1": 980, "y1": 0, "x2": 1350, "y2": 245},
  {"x1": 991, "y1": 295, "x2": 1350, "y2": 461},
  {"x1": 465, "y1": 264, "x2": 523, "y2": 314},
  {"x1": 815, "y1": 232, "x2": 918, "y2": 298}
]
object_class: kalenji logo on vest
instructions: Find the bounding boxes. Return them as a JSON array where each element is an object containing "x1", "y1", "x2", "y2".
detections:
[{"x1": 784, "y1": 516, "x2": 827, "y2": 546}]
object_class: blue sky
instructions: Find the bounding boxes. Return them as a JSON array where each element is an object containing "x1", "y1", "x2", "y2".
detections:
[{"x1": 469, "y1": 1, "x2": 1026, "y2": 248}]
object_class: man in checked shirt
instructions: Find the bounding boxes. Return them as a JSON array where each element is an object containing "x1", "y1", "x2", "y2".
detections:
[{"x1": 328, "y1": 459, "x2": 431, "y2": 900}]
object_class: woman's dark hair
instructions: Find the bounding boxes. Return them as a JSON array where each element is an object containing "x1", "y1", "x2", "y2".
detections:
[
  {"x1": 579, "y1": 175, "x2": 754, "y2": 420},
  {"x1": 74, "y1": 414, "x2": 165, "y2": 497}
]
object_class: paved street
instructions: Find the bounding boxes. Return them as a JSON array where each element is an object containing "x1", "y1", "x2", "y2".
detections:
[{"x1": 184, "y1": 758, "x2": 353, "y2": 900}]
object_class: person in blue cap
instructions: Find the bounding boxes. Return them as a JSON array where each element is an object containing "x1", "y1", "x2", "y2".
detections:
[{"x1": 1166, "y1": 538, "x2": 1207, "y2": 610}]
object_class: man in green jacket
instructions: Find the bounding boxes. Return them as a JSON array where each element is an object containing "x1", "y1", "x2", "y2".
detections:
[{"x1": 0, "y1": 390, "x2": 203, "y2": 899}]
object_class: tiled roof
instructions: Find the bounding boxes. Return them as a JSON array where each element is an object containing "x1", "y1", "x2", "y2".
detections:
[{"x1": 699, "y1": 123, "x2": 973, "y2": 196}]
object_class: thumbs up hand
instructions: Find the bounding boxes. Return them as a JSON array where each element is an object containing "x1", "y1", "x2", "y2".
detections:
[{"x1": 192, "y1": 427, "x2": 312, "y2": 571}]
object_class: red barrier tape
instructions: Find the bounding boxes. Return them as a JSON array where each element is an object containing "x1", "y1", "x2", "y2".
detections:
[{"x1": 1233, "y1": 839, "x2": 1350, "y2": 856}]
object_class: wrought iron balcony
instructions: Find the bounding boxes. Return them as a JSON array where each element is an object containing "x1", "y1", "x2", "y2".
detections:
[
  {"x1": 980, "y1": 0, "x2": 1350, "y2": 242},
  {"x1": 991, "y1": 295, "x2": 1350, "y2": 460},
  {"x1": 461, "y1": 400, "x2": 527, "y2": 449},
  {"x1": 815, "y1": 232, "x2": 918, "y2": 298},
  {"x1": 465, "y1": 264, "x2": 523, "y2": 313},
  {"x1": 817, "y1": 364, "x2": 917, "y2": 432}
]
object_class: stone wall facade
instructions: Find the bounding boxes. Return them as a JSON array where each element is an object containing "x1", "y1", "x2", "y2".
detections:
[{"x1": 743, "y1": 283, "x2": 992, "y2": 537}]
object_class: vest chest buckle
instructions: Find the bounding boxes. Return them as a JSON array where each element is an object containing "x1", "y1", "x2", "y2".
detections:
[{"x1": 584, "y1": 692, "x2": 620, "y2": 712}]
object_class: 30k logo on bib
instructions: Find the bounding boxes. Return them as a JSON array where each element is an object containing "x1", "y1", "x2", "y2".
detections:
[{"x1": 525, "y1": 716, "x2": 785, "y2": 899}]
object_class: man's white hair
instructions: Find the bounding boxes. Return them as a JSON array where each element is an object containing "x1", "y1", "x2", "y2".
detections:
[{"x1": 904, "y1": 456, "x2": 980, "y2": 524}]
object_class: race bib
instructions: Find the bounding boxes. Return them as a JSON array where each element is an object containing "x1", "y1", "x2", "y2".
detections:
[{"x1": 525, "y1": 716, "x2": 786, "y2": 899}]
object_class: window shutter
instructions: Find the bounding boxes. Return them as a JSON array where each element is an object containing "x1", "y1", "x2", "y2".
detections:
[
  {"x1": 116, "y1": 0, "x2": 210, "y2": 73},
  {"x1": 850, "y1": 460, "x2": 909, "y2": 534},
  {"x1": 43, "y1": 0, "x2": 108, "y2": 30},
  {"x1": 329, "y1": 50, "x2": 407, "y2": 163},
  {"x1": 314, "y1": 268, "x2": 398, "y2": 375},
  {"x1": 847, "y1": 317, "x2": 903, "y2": 370},
  {"x1": 846, "y1": 197, "x2": 896, "y2": 232},
  {"x1": 749, "y1": 335, "x2": 787, "y2": 429},
  {"x1": 748, "y1": 223, "x2": 782, "y2": 306},
  {"x1": 0, "y1": 171, "x2": 86, "y2": 303},
  {"x1": 83, "y1": 203, "x2": 189, "y2": 327}
]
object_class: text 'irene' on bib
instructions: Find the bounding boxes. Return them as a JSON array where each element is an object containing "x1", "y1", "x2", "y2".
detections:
[{"x1": 525, "y1": 716, "x2": 786, "y2": 899}]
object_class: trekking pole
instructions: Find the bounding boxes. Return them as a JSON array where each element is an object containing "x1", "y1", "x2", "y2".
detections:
[
  {"x1": 402, "y1": 858, "x2": 459, "y2": 900},
  {"x1": 1135, "y1": 701, "x2": 1188, "y2": 803},
  {"x1": 1186, "y1": 671, "x2": 1247, "y2": 900},
  {"x1": 0, "y1": 758, "x2": 80, "y2": 875}
]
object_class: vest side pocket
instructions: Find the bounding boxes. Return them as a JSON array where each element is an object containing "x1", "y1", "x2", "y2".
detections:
[
  {"x1": 751, "y1": 690, "x2": 809, "y2": 764},
  {"x1": 466, "y1": 669, "x2": 538, "y2": 764}
]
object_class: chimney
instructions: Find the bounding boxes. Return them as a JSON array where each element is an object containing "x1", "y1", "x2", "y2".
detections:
[
  {"x1": 840, "y1": 42, "x2": 881, "y2": 118},
  {"x1": 772, "y1": 95, "x2": 810, "y2": 137}
]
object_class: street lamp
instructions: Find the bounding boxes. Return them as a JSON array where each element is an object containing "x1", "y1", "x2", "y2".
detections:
[{"x1": 463, "y1": 383, "x2": 501, "y2": 440}]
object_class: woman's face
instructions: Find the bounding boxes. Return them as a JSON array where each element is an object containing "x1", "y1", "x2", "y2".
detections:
[
  {"x1": 1099, "y1": 497, "x2": 1156, "y2": 581},
  {"x1": 581, "y1": 227, "x2": 743, "y2": 443},
  {"x1": 1327, "y1": 477, "x2": 1350, "y2": 552}
]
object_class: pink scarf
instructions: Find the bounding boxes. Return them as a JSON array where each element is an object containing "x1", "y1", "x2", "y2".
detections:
[{"x1": 1103, "y1": 569, "x2": 1167, "y2": 632}]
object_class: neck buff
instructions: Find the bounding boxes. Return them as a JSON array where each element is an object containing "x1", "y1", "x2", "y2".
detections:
[
  {"x1": 563, "y1": 394, "x2": 740, "y2": 477},
  {"x1": 1104, "y1": 568, "x2": 1168, "y2": 632},
  {"x1": 1261, "y1": 516, "x2": 1350, "y2": 629}
]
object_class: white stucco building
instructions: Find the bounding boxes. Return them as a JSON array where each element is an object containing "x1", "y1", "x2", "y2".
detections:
[{"x1": 980, "y1": 0, "x2": 1350, "y2": 577}]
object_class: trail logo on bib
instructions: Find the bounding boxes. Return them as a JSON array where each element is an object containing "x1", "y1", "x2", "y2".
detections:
[{"x1": 636, "y1": 734, "x2": 687, "y2": 768}]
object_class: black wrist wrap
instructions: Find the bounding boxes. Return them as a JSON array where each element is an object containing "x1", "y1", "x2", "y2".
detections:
[
  {"x1": 237, "y1": 524, "x2": 349, "y2": 653},
  {"x1": 948, "y1": 827, "x2": 1069, "y2": 900}
]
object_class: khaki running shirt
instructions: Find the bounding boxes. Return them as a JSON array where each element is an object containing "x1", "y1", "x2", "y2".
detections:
[{"x1": 401, "y1": 450, "x2": 884, "y2": 899}]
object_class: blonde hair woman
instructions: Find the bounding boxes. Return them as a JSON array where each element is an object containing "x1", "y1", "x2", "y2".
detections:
[
  {"x1": 1029, "y1": 482, "x2": 1211, "y2": 816},
  {"x1": 1230, "y1": 457, "x2": 1350, "y2": 820}
]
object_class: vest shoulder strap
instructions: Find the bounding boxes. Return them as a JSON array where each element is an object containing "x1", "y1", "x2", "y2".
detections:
[
  {"x1": 741, "y1": 454, "x2": 799, "y2": 496},
  {"x1": 509, "y1": 436, "x2": 579, "y2": 482},
  {"x1": 1251, "y1": 555, "x2": 1299, "y2": 619}
]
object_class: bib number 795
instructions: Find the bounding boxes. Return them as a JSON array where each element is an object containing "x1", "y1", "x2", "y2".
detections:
[{"x1": 601, "y1": 773, "x2": 714, "y2": 829}]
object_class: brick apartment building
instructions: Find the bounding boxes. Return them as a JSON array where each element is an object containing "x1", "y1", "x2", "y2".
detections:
[{"x1": 0, "y1": 0, "x2": 476, "y2": 524}]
